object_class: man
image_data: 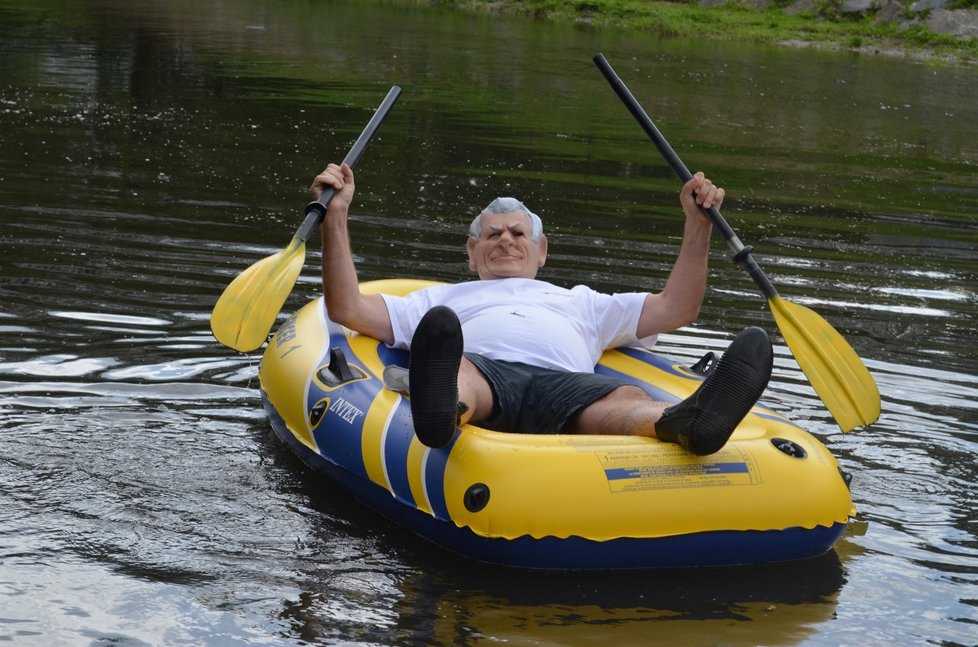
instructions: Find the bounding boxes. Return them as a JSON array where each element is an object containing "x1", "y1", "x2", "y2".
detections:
[{"x1": 311, "y1": 162, "x2": 773, "y2": 455}]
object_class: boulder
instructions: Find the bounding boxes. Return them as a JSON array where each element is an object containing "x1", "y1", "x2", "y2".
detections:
[
  {"x1": 700, "y1": 0, "x2": 774, "y2": 8},
  {"x1": 875, "y1": 0, "x2": 905, "y2": 23},
  {"x1": 783, "y1": 0, "x2": 822, "y2": 16},
  {"x1": 841, "y1": 0, "x2": 876, "y2": 13},
  {"x1": 926, "y1": 8, "x2": 978, "y2": 38},
  {"x1": 910, "y1": 0, "x2": 948, "y2": 12}
]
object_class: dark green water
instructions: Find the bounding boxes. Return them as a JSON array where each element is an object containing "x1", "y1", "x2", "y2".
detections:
[{"x1": 1, "y1": 0, "x2": 976, "y2": 644}]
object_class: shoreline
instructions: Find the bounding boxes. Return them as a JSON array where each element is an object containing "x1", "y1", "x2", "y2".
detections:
[{"x1": 419, "y1": 0, "x2": 978, "y2": 65}]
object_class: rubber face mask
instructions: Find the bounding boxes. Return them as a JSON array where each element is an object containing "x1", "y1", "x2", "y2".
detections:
[{"x1": 467, "y1": 212, "x2": 547, "y2": 280}]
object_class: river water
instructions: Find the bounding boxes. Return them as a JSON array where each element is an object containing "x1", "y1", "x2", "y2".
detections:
[{"x1": 1, "y1": 1, "x2": 976, "y2": 645}]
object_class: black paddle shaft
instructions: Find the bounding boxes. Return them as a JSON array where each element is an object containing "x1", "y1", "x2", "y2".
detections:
[
  {"x1": 593, "y1": 54, "x2": 778, "y2": 300},
  {"x1": 296, "y1": 85, "x2": 403, "y2": 242}
]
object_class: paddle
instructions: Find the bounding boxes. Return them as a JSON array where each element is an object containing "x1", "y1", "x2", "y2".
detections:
[
  {"x1": 593, "y1": 54, "x2": 879, "y2": 432},
  {"x1": 211, "y1": 85, "x2": 402, "y2": 352}
]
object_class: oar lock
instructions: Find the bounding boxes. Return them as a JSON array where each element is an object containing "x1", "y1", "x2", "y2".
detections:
[
  {"x1": 316, "y1": 347, "x2": 366, "y2": 387},
  {"x1": 689, "y1": 352, "x2": 717, "y2": 377}
]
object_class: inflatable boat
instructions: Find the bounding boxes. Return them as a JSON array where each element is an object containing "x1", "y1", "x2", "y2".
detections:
[{"x1": 259, "y1": 279, "x2": 854, "y2": 570}]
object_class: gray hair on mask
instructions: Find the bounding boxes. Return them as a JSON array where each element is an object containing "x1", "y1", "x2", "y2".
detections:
[{"x1": 468, "y1": 197, "x2": 544, "y2": 242}]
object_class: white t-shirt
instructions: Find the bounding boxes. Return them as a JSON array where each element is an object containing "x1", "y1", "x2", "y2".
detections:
[{"x1": 381, "y1": 278, "x2": 656, "y2": 373}]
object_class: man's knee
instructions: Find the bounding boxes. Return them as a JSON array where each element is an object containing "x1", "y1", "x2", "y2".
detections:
[{"x1": 458, "y1": 358, "x2": 495, "y2": 421}]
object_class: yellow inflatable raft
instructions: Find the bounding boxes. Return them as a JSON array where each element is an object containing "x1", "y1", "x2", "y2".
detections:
[{"x1": 260, "y1": 279, "x2": 854, "y2": 569}]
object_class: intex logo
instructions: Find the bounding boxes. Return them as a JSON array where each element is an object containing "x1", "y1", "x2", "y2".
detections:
[{"x1": 328, "y1": 397, "x2": 364, "y2": 425}]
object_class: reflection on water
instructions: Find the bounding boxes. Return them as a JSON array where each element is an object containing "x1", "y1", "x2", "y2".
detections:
[
  {"x1": 276, "y1": 526, "x2": 848, "y2": 646},
  {"x1": 393, "y1": 558, "x2": 845, "y2": 646},
  {"x1": 1, "y1": 0, "x2": 977, "y2": 645}
]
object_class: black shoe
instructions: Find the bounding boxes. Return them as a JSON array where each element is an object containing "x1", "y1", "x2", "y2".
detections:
[
  {"x1": 409, "y1": 306, "x2": 464, "y2": 448},
  {"x1": 655, "y1": 326, "x2": 773, "y2": 456}
]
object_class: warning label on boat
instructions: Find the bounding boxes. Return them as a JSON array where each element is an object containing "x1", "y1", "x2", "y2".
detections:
[{"x1": 598, "y1": 446, "x2": 759, "y2": 492}]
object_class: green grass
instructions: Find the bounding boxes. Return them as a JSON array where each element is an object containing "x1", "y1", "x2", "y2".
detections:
[{"x1": 424, "y1": 0, "x2": 978, "y2": 63}]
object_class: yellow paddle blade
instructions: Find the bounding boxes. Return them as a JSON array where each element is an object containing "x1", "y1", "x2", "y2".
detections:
[
  {"x1": 770, "y1": 295, "x2": 880, "y2": 432},
  {"x1": 210, "y1": 237, "x2": 306, "y2": 352}
]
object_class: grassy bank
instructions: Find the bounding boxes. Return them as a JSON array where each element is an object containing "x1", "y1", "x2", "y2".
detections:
[{"x1": 422, "y1": 0, "x2": 978, "y2": 63}]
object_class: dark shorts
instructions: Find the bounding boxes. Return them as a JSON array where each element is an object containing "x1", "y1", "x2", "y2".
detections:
[{"x1": 463, "y1": 353, "x2": 636, "y2": 435}]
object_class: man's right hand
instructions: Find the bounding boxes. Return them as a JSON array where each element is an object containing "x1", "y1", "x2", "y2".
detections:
[{"x1": 311, "y1": 162, "x2": 355, "y2": 217}]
